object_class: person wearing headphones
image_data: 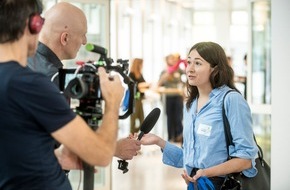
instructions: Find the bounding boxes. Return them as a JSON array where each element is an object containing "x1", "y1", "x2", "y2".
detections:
[
  {"x1": 0, "y1": 0, "x2": 125, "y2": 189},
  {"x1": 27, "y1": 2, "x2": 141, "y2": 163}
]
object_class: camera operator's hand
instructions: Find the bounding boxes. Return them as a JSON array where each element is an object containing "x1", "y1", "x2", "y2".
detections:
[
  {"x1": 114, "y1": 137, "x2": 141, "y2": 160},
  {"x1": 55, "y1": 145, "x2": 83, "y2": 170},
  {"x1": 98, "y1": 67, "x2": 124, "y2": 110}
]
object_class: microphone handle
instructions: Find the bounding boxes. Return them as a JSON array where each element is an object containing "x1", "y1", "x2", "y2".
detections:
[
  {"x1": 137, "y1": 131, "x2": 144, "y2": 141},
  {"x1": 118, "y1": 130, "x2": 144, "y2": 174}
]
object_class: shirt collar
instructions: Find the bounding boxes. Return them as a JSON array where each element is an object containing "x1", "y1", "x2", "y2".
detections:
[
  {"x1": 37, "y1": 41, "x2": 63, "y2": 68},
  {"x1": 210, "y1": 85, "x2": 230, "y2": 98}
]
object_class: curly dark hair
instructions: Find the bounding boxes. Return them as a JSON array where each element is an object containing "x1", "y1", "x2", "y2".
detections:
[
  {"x1": 185, "y1": 42, "x2": 238, "y2": 109},
  {"x1": 0, "y1": 0, "x2": 43, "y2": 43}
]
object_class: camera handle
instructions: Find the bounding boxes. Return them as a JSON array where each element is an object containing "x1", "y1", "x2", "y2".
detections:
[{"x1": 75, "y1": 103, "x2": 101, "y2": 190}]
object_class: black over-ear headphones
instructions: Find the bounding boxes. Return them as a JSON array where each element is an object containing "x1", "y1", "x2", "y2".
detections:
[{"x1": 28, "y1": 0, "x2": 44, "y2": 34}]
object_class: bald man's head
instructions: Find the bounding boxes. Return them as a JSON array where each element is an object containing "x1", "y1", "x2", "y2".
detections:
[{"x1": 39, "y1": 2, "x2": 87, "y2": 60}]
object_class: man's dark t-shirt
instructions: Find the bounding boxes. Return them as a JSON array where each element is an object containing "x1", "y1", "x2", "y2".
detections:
[{"x1": 0, "y1": 61, "x2": 76, "y2": 189}]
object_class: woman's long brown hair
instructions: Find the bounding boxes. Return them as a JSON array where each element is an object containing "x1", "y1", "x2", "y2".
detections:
[{"x1": 185, "y1": 42, "x2": 239, "y2": 110}]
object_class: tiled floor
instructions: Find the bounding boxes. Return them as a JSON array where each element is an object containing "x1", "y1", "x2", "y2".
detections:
[{"x1": 112, "y1": 143, "x2": 187, "y2": 190}]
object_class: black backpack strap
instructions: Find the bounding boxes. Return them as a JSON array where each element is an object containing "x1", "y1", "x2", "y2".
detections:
[{"x1": 222, "y1": 89, "x2": 237, "y2": 159}]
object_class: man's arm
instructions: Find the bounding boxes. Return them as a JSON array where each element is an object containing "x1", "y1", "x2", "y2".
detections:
[
  {"x1": 54, "y1": 145, "x2": 82, "y2": 170},
  {"x1": 55, "y1": 137, "x2": 142, "y2": 170}
]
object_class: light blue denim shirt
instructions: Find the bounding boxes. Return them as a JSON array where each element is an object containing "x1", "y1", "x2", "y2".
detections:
[{"x1": 162, "y1": 85, "x2": 258, "y2": 177}]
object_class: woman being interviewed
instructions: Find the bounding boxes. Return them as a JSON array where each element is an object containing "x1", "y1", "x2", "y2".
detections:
[{"x1": 140, "y1": 42, "x2": 258, "y2": 189}]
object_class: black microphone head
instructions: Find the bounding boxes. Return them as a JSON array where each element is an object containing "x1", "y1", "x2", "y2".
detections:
[{"x1": 140, "y1": 107, "x2": 161, "y2": 134}]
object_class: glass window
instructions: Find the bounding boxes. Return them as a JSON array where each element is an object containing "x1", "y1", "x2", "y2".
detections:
[
  {"x1": 252, "y1": 114, "x2": 271, "y2": 164},
  {"x1": 249, "y1": 0, "x2": 271, "y2": 167},
  {"x1": 251, "y1": 1, "x2": 271, "y2": 105}
]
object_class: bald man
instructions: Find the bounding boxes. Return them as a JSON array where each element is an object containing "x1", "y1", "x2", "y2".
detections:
[
  {"x1": 28, "y1": 2, "x2": 87, "y2": 85},
  {"x1": 28, "y1": 2, "x2": 141, "y2": 167}
]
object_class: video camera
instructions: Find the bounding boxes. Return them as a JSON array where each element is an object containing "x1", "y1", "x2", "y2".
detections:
[
  {"x1": 58, "y1": 43, "x2": 136, "y2": 190},
  {"x1": 58, "y1": 43, "x2": 135, "y2": 122}
]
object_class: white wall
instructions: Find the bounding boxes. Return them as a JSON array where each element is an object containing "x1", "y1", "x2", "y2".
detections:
[{"x1": 271, "y1": 0, "x2": 290, "y2": 189}]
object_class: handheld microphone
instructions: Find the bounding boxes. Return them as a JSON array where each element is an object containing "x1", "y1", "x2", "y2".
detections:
[
  {"x1": 118, "y1": 107, "x2": 161, "y2": 174},
  {"x1": 137, "y1": 107, "x2": 161, "y2": 140},
  {"x1": 85, "y1": 43, "x2": 108, "y2": 56}
]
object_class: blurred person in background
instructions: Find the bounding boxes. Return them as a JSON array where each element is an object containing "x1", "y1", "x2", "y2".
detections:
[
  {"x1": 129, "y1": 58, "x2": 150, "y2": 134},
  {"x1": 158, "y1": 53, "x2": 185, "y2": 142}
]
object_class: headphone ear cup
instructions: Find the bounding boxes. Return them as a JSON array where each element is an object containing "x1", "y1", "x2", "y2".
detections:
[{"x1": 29, "y1": 13, "x2": 44, "y2": 34}]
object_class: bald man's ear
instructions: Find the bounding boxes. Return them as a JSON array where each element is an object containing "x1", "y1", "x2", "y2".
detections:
[{"x1": 60, "y1": 32, "x2": 69, "y2": 45}]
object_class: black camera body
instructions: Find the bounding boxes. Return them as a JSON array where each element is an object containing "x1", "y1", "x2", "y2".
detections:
[{"x1": 58, "y1": 45, "x2": 135, "y2": 121}]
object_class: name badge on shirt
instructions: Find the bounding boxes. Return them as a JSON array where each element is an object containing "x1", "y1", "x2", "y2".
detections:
[{"x1": 197, "y1": 123, "x2": 212, "y2": 137}]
